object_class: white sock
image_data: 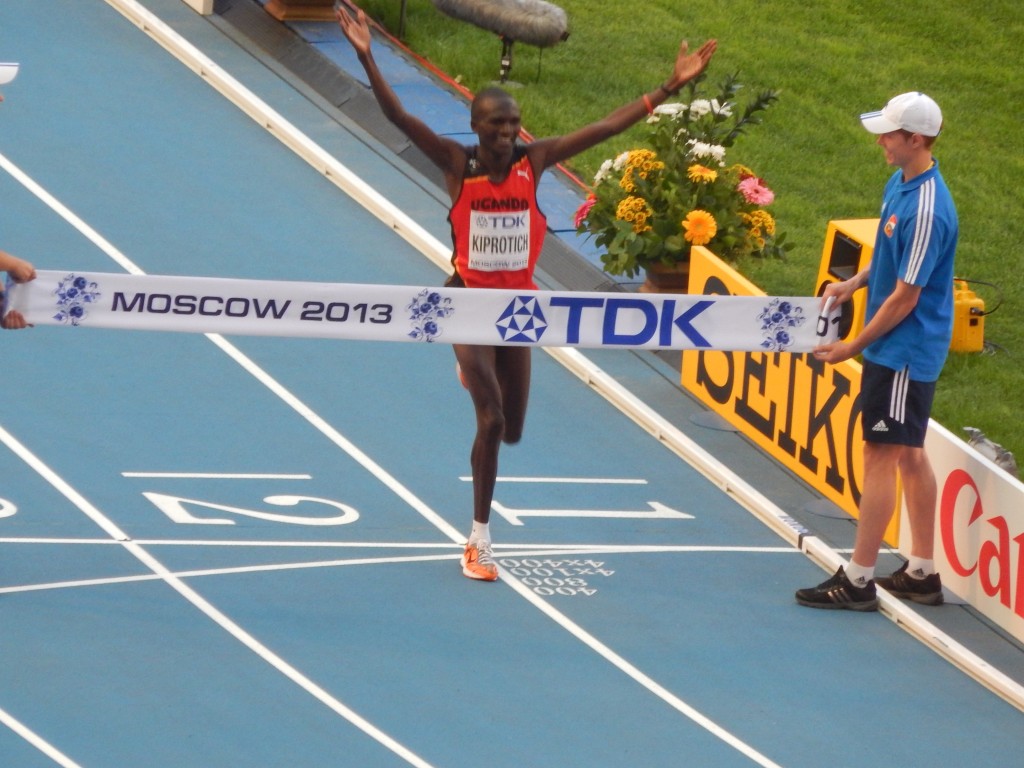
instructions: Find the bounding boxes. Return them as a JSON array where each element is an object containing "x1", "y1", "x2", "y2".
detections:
[
  {"x1": 907, "y1": 557, "x2": 935, "y2": 578},
  {"x1": 845, "y1": 560, "x2": 874, "y2": 587},
  {"x1": 469, "y1": 521, "x2": 490, "y2": 545}
]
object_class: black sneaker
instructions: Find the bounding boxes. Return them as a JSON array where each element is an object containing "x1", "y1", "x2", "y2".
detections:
[
  {"x1": 875, "y1": 562, "x2": 944, "y2": 606},
  {"x1": 795, "y1": 566, "x2": 879, "y2": 611}
]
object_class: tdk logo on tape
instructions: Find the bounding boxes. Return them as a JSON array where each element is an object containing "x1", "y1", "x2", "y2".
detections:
[
  {"x1": 495, "y1": 295, "x2": 715, "y2": 347},
  {"x1": 549, "y1": 296, "x2": 713, "y2": 347},
  {"x1": 496, "y1": 296, "x2": 548, "y2": 342}
]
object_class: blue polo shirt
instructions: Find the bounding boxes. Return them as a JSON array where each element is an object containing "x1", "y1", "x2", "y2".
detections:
[{"x1": 863, "y1": 159, "x2": 958, "y2": 382}]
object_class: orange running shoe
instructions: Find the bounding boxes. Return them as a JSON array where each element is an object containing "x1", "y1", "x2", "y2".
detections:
[{"x1": 461, "y1": 540, "x2": 498, "y2": 581}]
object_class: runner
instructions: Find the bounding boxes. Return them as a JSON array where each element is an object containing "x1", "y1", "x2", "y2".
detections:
[{"x1": 336, "y1": 3, "x2": 715, "y2": 580}]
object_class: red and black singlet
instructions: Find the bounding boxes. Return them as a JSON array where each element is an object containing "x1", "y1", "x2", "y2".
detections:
[{"x1": 447, "y1": 147, "x2": 547, "y2": 290}]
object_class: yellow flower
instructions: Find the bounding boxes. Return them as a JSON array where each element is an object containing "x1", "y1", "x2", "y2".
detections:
[
  {"x1": 619, "y1": 149, "x2": 664, "y2": 193},
  {"x1": 682, "y1": 209, "x2": 718, "y2": 245},
  {"x1": 625, "y1": 149, "x2": 658, "y2": 172},
  {"x1": 616, "y1": 195, "x2": 653, "y2": 233},
  {"x1": 743, "y1": 209, "x2": 777, "y2": 236},
  {"x1": 687, "y1": 164, "x2": 718, "y2": 184},
  {"x1": 641, "y1": 159, "x2": 665, "y2": 175}
]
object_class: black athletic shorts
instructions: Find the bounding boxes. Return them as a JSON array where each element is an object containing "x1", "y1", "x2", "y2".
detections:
[{"x1": 860, "y1": 360, "x2": 936, "y2": 447}]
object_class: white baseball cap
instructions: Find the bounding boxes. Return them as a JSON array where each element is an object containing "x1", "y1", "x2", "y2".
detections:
[
  {"x1": 860, "y1": 91, "x2": 943, "y2": 137},
  {"x1": 0, "y1": 62, "x2": 19, "y2": 85}
]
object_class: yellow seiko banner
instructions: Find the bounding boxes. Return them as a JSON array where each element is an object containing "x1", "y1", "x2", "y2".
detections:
[{"x1": 680, "y1": 245, "x2": 899, "y2": 545}]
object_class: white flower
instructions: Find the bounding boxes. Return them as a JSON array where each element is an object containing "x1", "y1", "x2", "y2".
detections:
[
  {"x1": 710, "y1": 99, "x2": 733, "y2": 117},
  {"x1": 688, "y1": 99, "x2": 713, "y2": 118},
  {"x1": 690, "y1": 98, "x2": 734, "y2": 119},
  {"x1": 593, "y1": 159, "x2": 614, "y2": 185},
  {"x1": 653, "y1": 102, "x2": 687, "y2": 119},
  {"x1": 612, "y1": 151, "x2": 631, "y2": 171},
  {"x1": 687, "y1": 140, "x2": 727, "y2": 165}
]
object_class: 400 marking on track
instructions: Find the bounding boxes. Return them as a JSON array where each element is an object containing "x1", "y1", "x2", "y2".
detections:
[{"x1": 500, "y1": 558, "x2": 615, "y2": 597}]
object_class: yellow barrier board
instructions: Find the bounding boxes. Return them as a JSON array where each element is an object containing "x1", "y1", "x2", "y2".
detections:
[{"x1": 680, "y1": 244, "x2": 900, "y2": 545}]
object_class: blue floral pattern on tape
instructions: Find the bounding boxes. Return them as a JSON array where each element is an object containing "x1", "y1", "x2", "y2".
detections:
[
  {"x1": 53, "y1": 274, "x2": 101, "y2": 326},
  {"x1": 406, "y1": 289, "x2": 454, "y2": 342},
  {"x1": 758, "y1": 298, "x2": 805, "y2": 352}
]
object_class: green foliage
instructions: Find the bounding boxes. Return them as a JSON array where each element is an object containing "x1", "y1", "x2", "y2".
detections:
[{"x1": 357, "y1": 0, "x2": 1024, "y2": 466}]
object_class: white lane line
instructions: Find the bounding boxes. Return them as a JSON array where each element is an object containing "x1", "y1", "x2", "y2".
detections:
[
  {"x1": 0, "y1": 544, "x2": 802, "y2": 596},
  {"x1": 497, "y1": 568, "x2": 785, "y2": 767},
  {"x1": 0, "y1": 423, "x2": 438, "y2": 768},
  {"x1": 0, "y1": 706, "x2": 83, "y2": 768},
  {"x1": 122, "y1": 472, "x2": 313, "y2": 479},
  {"x1": 0, "y1": 151, "x2": 142, "y2": 276},
  {"x1": 0, "y1": 552, "x2": 463, "y2": 595},
  {"x1": 460, "y1": 476, "x2": 648, "y2": 484},
  {"x1": 0, "y1": 537, "x2": 799, "y2": 553}
]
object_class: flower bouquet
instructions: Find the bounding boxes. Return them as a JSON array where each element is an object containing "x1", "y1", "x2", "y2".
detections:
[{"x1": 575, "y1": 73, "x2": 792, "y2": 279}]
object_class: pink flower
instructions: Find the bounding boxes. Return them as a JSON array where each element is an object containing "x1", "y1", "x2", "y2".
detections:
[
  {"x1": 737, "y1": 176, "x2": 775, "y2": 205},
  {"x1": 574, "y1": 194, "x2": 597, "y2": 228}
]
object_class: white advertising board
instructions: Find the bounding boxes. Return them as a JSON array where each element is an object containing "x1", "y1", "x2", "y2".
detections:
[{"x1": 909, "y1": 422, "x2": 1024, "y2": 642}]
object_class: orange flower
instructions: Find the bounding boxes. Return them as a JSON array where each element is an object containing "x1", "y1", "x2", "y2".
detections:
[
  {"x1": 682, "y1": 209, "x2": 718, "y2": 245},
  {"x1": 687, "y1": 164, "x2": 718, "y2": 184}
]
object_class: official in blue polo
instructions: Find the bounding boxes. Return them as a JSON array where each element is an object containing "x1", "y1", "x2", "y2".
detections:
[{"x1": 796, "y1": 92, "x2": 958, "y2": 611}]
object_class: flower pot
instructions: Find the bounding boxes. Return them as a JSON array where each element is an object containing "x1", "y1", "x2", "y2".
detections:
[
  {"x1": 639, "y1": 261, "x2": 690, "y2": 294},
  {"x1": 264, "y1": 0, "x2": 336, "y2": 21}
]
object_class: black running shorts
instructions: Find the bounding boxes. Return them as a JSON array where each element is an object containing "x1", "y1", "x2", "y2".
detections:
[{"x1": 860, "y1": 361, "x2": 936, "y2": 447}]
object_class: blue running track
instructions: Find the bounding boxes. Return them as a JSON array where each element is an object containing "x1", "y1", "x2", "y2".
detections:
[{"x1": 1, "y1": 2, "x2": 1021, "y2": 766}]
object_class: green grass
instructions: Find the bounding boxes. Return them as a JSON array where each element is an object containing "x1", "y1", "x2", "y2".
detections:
[{"x1": 357, "y1": 0, "x2": 1024, "y2": 465}]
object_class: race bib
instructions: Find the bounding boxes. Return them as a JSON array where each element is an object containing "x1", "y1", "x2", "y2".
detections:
[{"x1": 468, "y1": 211, "x2": 530, "y2": 272}]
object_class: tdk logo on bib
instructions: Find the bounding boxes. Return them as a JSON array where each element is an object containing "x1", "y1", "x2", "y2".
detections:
[{"x1": 496, "y1": 296, "x2": 547, "y2": 342}]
